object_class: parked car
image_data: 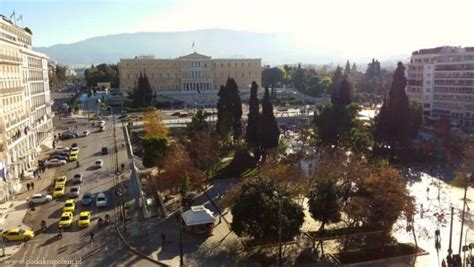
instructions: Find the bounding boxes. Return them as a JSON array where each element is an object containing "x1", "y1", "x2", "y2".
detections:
[
  {"x1": 45, "y1": 159, "x2": 67, "y2": 167},
  {"x1": 72, "y1": 173, "x2": 83, "y2": 184},
  {"x1": 95, "y1": 159, "x2": 103, "y2": 168},
  {"x1": 50, "y1": 155, "x2": 68, "y2": 161},
  {"x1": 81, "y1": 192, "x2": 93, "y2": 206},
  {"x1": 63, "y1": 199, "x2": 75, "y2": 212},
  {"x1": 1, "y1": 228, "x2": 34, "y2": 241},
  {"x1": 55, "y1": 146, "x2": 70, "y2": 153},
  {"x1": 51, "y1": 151, "x2": 69, "y2": 157},
  {"x1": 98, "y1": 125, "x2": 105, "y2": 132},
  {"x1": 60, "y1": 132, "x2": 77, "y2": 139},
  {"x1": 69, "y1": 186, "x2": 80, "y2": 198},
  {"x1": 83, "y1": 130, "x2": 90, "y2": 136},
  {"x1": 101, "y1": 147, "x2": 108, "y2": 155},
  {"x1": 96, "y1": 193, "x2": 107, "y2": 208},
  {"x1": 71, "y1": 143, "x2": 78, "y2": 148},
  {"x1": 55, "y1": 176, "x2": 67, "y2": 187},
  {"x1": 97, "y1": 120, "x2": 105, "y2": 127},
  {"x1": 27, "y1": 193, "x2": 52, "y2": 205}
]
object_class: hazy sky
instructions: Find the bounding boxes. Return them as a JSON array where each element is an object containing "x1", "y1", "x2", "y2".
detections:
[{"x1": 1, "y1": 0, "x2": 472, "y2": 58}]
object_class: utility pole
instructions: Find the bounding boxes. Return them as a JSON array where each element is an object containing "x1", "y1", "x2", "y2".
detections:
[
  {"x1": 449, "y1": 206, "x2": 454, "y2": 258},
  {"x1": 459, "y1": 173, "x2": 471, "y2": 255}
]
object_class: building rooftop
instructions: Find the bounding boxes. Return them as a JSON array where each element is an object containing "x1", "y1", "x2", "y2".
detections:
[{"x1": 412, "y1": 46, "x2": 473, "y2": 55}]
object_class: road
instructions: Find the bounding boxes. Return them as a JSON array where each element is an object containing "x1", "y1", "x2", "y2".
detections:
[{"x1": 5, "y1": 117, "x2": 141, "y2": 266}]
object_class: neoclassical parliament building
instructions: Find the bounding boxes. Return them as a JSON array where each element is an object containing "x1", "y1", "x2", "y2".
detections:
[{"x1": 118, "y1": 52, "x2": 262, "y2": 94}]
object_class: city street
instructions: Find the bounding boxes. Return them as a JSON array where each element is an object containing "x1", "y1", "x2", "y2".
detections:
[{"x1": 4, "y1": 117, "x2": 138, "y2": 266}]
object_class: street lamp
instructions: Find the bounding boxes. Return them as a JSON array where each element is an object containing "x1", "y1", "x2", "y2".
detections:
[
  {"x1": 459, "y1": 172, "x2": 472, "y2": 255},
  {"x1": 273, "y1": 191, "x2": 282, "y2": 267}
]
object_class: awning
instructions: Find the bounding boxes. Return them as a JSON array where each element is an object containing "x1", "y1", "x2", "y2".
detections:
[{"x1": 181, "y1": 205, "x2": 216, "y2": 227}]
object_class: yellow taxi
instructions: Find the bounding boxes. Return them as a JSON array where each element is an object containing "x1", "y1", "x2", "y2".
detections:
[
  {"x1": 0, "y1": 228, "x2": 35, "y2": 241},
  {"x1": 63, "y1": 199, "x2": 75, "y2": 212},
  {"x1": 55, "y1": 176, "x2": 68, "y2": 187},
  {"x1": 58, "y1": 211, "x2": 73, "y2": 228},
  {"x1": 78, "y1": 211, "x2": 91, "y2": 227},
  {"x1": 52, "y1": 185, "x2": 65, "y2": 198},
  {"x1": 69, "y1": 152, "x2": 78, "y2": 162}
]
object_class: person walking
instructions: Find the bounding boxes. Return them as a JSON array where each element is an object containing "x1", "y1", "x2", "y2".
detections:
[
  {"x1": 31, "y1": 182, "x2": 34, "y2": 190},
  {"x1": 90, "y1": 231, "x2": 95, "y2": 243},
  {"x1": 26, "y1": 183, "x2": 30, "y2": 191}
]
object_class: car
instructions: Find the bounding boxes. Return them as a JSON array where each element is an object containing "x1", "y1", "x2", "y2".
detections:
[
  {"x1": 55, "y1": 176, "x2": 68, "y2": 187},
  {"x1": 97, "y1": 120, "x2": 105, "y2": 127},
  {"x1": 69, "y1": 186, "x2": 80, "y2": 198},
  {"x1": 71, "y1": 143, "x2": 78, "y2": 148},
  {"x1": 28, "y1": 193, "x2": 52, "y2": 205},
  {"x1": 69, "y1": 153, "x2": 78, "y2": 162},
  {"x1": 95, "y1": 159, "x2": 103, "y2": 168},
  {"x1": 101, "y1": 147, "x2": 108, "y2": 155},
  {"x1": 52, "y1": 185, "x2": 65, "y2": 198},
  {"x1": 178, "y1": 112, "x2": 188, "y2": 117},
  {"x1": 81, "y1": 192, "x2": 93, "y2": 206},
  {"x1": 63, "y1": 199, "x2": 75, "y2": 212},
  {"x1": 72, "y1": 173, "x2": 83, "y2": 184},
  {"x1": 1, "y1": 228, "x2": 34, "y2": 241},
  {"x1": 98, "y1": 125, "x2": 105, "y2": 132},
  {"x1": 66, "y1": 118, "x2": 77, "y2": 124},
  {"x1": 83, "y1": 130, "x2": 90, "y2": 136},
  {"x1": 50, "y1": 155, "x2": 68, "y2": 161},
  {"x1": 51, "y1": 150, "x2": 69, "y2": 157},
  {"x1": 78, "y1": 211, "x2": 91, "y2": 227},
  {"x1": 58, "y1": 211, "x2": 73, "y2": 228},
  {"x1": 60, "y1": 132, "x2": 76, "y2": 140},
  {"x1": 55, "y1": 146, "x2": 70, "y2": 152},
  {"x1": 70, "y1": 147, "x2": 79, "y2": 153},
  {"x1": 45, "y1": 159, "x2": 67, "y2": 167},
  {"x1": 96, "y1": 192, "x2": 107, "y2": 208}
]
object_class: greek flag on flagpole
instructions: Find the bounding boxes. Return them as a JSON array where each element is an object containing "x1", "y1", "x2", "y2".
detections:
[
  {"x1": 10, "y1": 11, "x2": 15, "y2": 19},
  {"x1": 192, "y1": 42, "x2": 195, "y2": 48}
]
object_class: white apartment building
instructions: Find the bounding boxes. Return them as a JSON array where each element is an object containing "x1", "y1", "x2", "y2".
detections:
[
  {"x1": 0, "y1": 15, "x2": 53, "y2": 202},
  {"x1": 407, "y1": 46, "x2": 474, "y2": 130}
]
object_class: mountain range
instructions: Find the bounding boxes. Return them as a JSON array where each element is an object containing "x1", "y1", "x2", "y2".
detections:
[{"x1": 34, "y1": 29, "x2": 407, "y2": 67}]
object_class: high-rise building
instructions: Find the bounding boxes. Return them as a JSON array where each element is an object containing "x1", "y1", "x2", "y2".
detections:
[
  {"x1": 406, "y1": 46, "x2": 474, "y2": 130},
  {"x1": 0, "y1": 15, "x2": 53, "y2": 201},
  {"x1": 118, "y1": 52, "x2": 262, "y2": 93}
]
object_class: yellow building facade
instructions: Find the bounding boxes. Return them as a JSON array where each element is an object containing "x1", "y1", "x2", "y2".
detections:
[{"x1": 118, "y1": 52, "x2": 261, "y2": 93}]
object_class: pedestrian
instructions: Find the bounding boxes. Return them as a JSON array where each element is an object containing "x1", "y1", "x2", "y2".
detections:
[
  {"x1": 31, "y1": 182, "x2": 34, "y2": 190},
  {"x1": 26, "y1": 183, "x2": 30, "y2": 191},
  {"x1": 441, "y1": 259, "x2": 447, "y2": 267},
  {"x1": 90, "y1": 231, "x2": 95, "y2": 243},
  {"x1": 427, "y1": 187, "x2": 430, "y2": 200},
  {"x1": 38, "y1": 174, "x2": 41, "y2": 180},
  {"x1": 161, "y1": 233, "x2": 166, "y2": 247}
]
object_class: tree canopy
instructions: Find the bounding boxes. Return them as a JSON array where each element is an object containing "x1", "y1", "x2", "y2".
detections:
[
  {"x1": 231, "y1": 177, "x2": 304, "y2": 243},
  {"x1": 128, "y1": 72, "x2": 154, "y2": 108},
  {"x1": 84, "y1": 63, "x2": 119, "y2": 88}
]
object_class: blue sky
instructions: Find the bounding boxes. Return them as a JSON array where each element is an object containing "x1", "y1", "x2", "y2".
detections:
[{"x1": 1, "y1": 0, "x2": 473, "y2": 57}]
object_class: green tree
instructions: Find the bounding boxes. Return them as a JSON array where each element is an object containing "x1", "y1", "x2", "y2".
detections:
[
  {"x1": 293, "y1": 64, "x2": 305, "y2": 91},
  {"x1": 374, "y1": 62, "x2": 411, "y2": 149},
  {"x1": 216, "y1": 85, "x2": 233, "y2": 145},
  {"x1": 142, "y1": 137, "x2": 168, "y2": 168},
  {"x1": 344, "y1": 60, "x2": 351, "y2": 75},
  {"x1": 335, "y1": 76, "x2": 353, "y2": 105},
  {"x1": 84, "y1": 63, "x2": 119, "y2": 88},
  {"x1": 262, "y1": 66, "x2": 283, "y2": 98},
  {"x1": 128, "y1": 72, "x2": 154, "y2": 108},
  {"x1": 408, "y1": 101, "x2": 423, "y2": 139},
  {"x1": 245, "y1": 82, "x2": 261, "y2": 158},
  {"x1": 231, "y1": 178, "x2": 304, "y2": 243},
  {"x1": 330, "y1": 66, "x2": 343, "y2": 103},
  {"x1": 227, "y1": 78, "x2": 243, "y2": 140},
  {"x1": 307, "y1": 176, "x2": 341, "y2": 231},
  {"x1": 187, "y1": 109, "x2": 208, "y2": 134},
  {"x1": 259, "y1": 87, "x2": 280, "y2": 161}
]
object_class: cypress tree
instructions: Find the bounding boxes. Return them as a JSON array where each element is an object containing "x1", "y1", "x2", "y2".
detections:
[
  {"x1": 245, "y1": 82, "x2": 260, "y2": 157},
  {"x1": 216, "y1": 85, "x2": 232, "y2": 140},
  {"x1": 344, "y1": 60, "x2": 351, "y2": 75},
  {"x1": 337, "y1": 76, "x2": 352, "y2": 106},
  {"x1": 375, "y1": 62, "x2": 410, "y2": 148},
  {"x1": 226, "y1": 78, "x2": 242, "y2": 140},
  {"x1": 330, "y1": 66, "x2": 343, "y2": 104},
  {"x1": 260, "y1": 87, "x2": 280, "y2": 161}
]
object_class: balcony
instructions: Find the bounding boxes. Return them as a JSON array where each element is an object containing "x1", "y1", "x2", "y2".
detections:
[{"x1": 0, "y1": 54, "x2": 22, "y2": 64}]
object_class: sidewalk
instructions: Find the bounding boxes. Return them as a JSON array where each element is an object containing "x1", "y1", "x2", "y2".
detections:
[{"x1": 0, "y1": 149, "x2": 57, "y2": 262}]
